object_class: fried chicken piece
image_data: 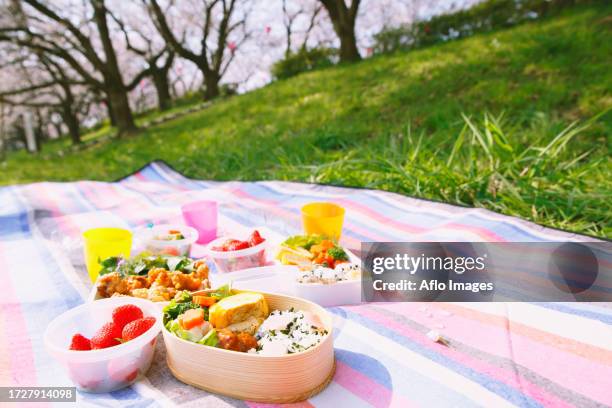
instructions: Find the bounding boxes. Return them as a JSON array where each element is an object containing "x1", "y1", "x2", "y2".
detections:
[
  {"x1": 148, "y1": 268, "x2": 172, "y2": 287},
  {"x1": 98, "y1": 263, "x2": 209, "y2": 301},
  {"x1": 217, "y1": 329, "x2": 259, "y2": 352},
  {"x1": 194, "y1": 261, "x2": 210, "y2": 281},
  {"x1": 96, "y1": 272, "x2": 129, "y2": 298},
  {"x1": 236, "y1": 332, "x2": 259, "y2": 352},
  {"x1": 126, "y1": 275, "x2": 149, "y2": 292},
  {"x1": 130, "y1": 288, "x2": 149, "y2": 299},
  {"x1": 170, "y1": 271, "x2": 202, "y2": 291},
  {"x1": 146, "y1": 284, "x2": 176, "y2": 302},
  {"x1": 217, "y1": 329, "x2": 239, "y2": 351}
]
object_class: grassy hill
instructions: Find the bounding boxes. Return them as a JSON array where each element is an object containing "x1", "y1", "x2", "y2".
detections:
[{"x1": 1, "y1": 3, "x2": 611, "y2": 237}]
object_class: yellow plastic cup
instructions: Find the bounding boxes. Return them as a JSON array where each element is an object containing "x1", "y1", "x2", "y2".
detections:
[
  {"x1": 301, "y1": 202, "x2": 345, "y2": 240},
  {"x1": 83, "y1": 228, "x2": 132, "y2": 283}
]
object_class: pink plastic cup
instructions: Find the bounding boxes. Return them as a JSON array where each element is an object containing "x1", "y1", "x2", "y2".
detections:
[{"x1": 181, "y1": 200, "x2": 218, "y2": 244}]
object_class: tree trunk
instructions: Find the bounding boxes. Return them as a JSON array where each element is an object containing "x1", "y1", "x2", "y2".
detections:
[
  {"x1": 61, "y1": 106, "x2": 81, "y2": 145},
  {"x1": 34, "y1": 108, "x2": 45, "y2": 147},
  {"x1": 203, "y1": 72, "x2": 220, "y2": 100},
  {"x1": 59, "y1": 83, "x2": 81, "y2": 144},
  {"x1": 319, "y1": 0, "x2": 361, "y2": 63},
  {"x1": 107, "y1": 87, "x2": 137, "y2": 136},
  {"x1": 152, "y1": 70, "x2": 172, "y2": 111},
  {"x1": 0, "y1": 103, "x2": 5, "y2": 161},
  {"x1": 105, "y1": 98, "x2": 116, "y2": 126},
  {"x1": 338, "y1": 27, "x2": 361, "y2": 62},
  {"x1": 93, "y1": 1, "x2": 137, "y2": 136}
]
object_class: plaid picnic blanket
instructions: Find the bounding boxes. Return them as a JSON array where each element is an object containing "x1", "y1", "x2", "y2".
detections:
[{"x1": 1, "y1": 160, "x2": 610, "y2": 407}]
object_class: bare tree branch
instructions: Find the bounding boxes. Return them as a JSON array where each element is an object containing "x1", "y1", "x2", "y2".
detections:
[
  {"x1": 146, "y1": 0, "x2": 250, "y2": 99},
  {"x1": 147, "y1": 0, "x2": 202, "y2": 64},
  {"x1": 21, "y1": 0, "x2": 106, "y2": 71}
]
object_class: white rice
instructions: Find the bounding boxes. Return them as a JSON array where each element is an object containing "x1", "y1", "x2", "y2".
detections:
[
  {"x1": 249, "y1": 310, "x2": 328, "y2": 356},
  {"x1": 297, "y1": 263, "x2": 361, "y2": 284}
]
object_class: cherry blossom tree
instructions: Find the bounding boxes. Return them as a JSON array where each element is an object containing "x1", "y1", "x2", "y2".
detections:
[
  {"x1": 0, "y1": 0, "x2": 159, "y2": 136},
  {"x1": 146, "y1": 0, "x2": 252, "y2": 100}
]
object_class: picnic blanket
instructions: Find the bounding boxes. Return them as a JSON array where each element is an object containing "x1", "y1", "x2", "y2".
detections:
[{"x1": 1, "y1": 160, "x2": 610, "y2": 407}]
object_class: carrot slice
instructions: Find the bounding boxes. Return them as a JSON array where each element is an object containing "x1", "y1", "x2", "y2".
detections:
[
  {"x1": 193, "y1": 295, "x2": 217, "y2": 307},
  {"x1": 314, "y1": 253, "x2": 326, "y2": 264},
  {"x1": 181, "y1": 308, "x2": 205, "y2": 330},
  {"x1": 320, "y1": 240, "x2": 334, "y2": 250}
]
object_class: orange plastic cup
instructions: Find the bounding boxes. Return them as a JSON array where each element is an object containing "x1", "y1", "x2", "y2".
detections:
[
  {"x1": 83, "y1": 228, "x2": 132, "y2": 283},
  {"x1": 301, "y1": 202, "x2": 345, "y2": 240}
]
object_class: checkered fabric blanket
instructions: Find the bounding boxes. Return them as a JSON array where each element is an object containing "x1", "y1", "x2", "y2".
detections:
[{"x1": 1, "y1": 161, "x2": 610, "y2": 407}]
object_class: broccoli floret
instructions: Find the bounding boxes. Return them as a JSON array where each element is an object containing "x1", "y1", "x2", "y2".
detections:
[{"x1": 327, "y1": 246, "x2": 348, "y2": 261}]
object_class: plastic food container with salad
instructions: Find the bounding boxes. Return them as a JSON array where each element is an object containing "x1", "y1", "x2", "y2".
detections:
[
  {"x1": 136, "y1": 224, "x2": 198, "y2": 257},
  {"x1": 206, "y1": 230, "x2": 267, "y2": 273},
  {"x1": 277, "y1": 235, "x2": 363, "y2": 307}
]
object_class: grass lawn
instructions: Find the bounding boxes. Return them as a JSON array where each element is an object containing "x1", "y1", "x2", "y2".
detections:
[{"x1": 1, "y1": 4, "x2": 610, "y2": 238}]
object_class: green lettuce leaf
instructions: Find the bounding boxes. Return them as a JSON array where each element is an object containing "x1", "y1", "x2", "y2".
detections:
[
  {"x1": 282, "y1": 235, "x2": 323, "y2": 250},
  {"x1": 197, "y1": 329, "x2": 219, "y2": 347},
  {"x1": 208, "y1": 283, "x2": 232, "y2": 300}
]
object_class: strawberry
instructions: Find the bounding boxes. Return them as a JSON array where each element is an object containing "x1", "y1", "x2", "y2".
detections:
[
  {"x1": 212, "y1": 239, "x2": 236, "y2": 251},
  {"x1": 107, "y1": 357, "x2": 139, "y2": 383},
  {"x1": 124, "y1": 370, "x2": 138, "y2": 382},
  {"x1": 227, "y1": 240, "x2": 249, "y2": 251},
  {"x1": 222, "y1": 239, "x2": 240, "y2": 251},
  {"x1": 112, "y1": 304, "x2": 144, "y2": 330},
  {"x1": 248, "y1": 230, "x2": 265, "y2": 247},
  {"x1": 91, "y1": 322, "x2": 122, "y2": 349},
  {"x1": 69, "y1": 333, "x2": 91, "y2": 351},
  {"x1": 122, "y1": 317, "x2": 156, "y2": 342}
]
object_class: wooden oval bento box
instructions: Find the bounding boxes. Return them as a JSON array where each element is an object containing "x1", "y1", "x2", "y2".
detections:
[{"x1": 161, "y1": 290, "x2": 335, "y2": 403}]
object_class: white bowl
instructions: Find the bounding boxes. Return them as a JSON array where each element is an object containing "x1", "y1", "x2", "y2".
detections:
[
  {"x1": 44, "y1": 297, "x2": 162, "y2": 393},
  {"x1": 213, "y1": 265, "x2": 362, "y2": 307},
  {"x1": 294, "y1": 279, "x2": 362, "y2": 307},
  {"x1": 212, "y1": 265, "x2": 296, "y2": 292},
  {"x1": 136, "y1": 224, "x2": 198, "y2": 257},
  {"x1": 206, "y1": 236, "x2": 267, "y2": 273}
]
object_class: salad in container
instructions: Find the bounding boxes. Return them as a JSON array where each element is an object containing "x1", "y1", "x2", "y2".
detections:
[
  {"x1": 206, "y1": 230, "x2": 267, "y2": 273},
  {"x1": 278, "y1": 235, "x2": 362, "y2": 307},
  {"x1": 136, "y1": 225, "x2": 198, "y2": 257},
  {"x1": 276, "y1": 235, "x2": 351, "y2": 268}
]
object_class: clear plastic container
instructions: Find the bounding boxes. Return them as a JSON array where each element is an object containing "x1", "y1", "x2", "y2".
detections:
[
  {"x1": 43, "y1": 297, "x2": 162, "y2": 393},
  {"x1": 136, "y1": 224, "x2": 198, "y2": 257},
  {"x1": 206, "y1": 237, "x2": 267, "y2": 273},
  {"x1": 294, "y1": 280, "x2": 362, "y2": 307}
]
